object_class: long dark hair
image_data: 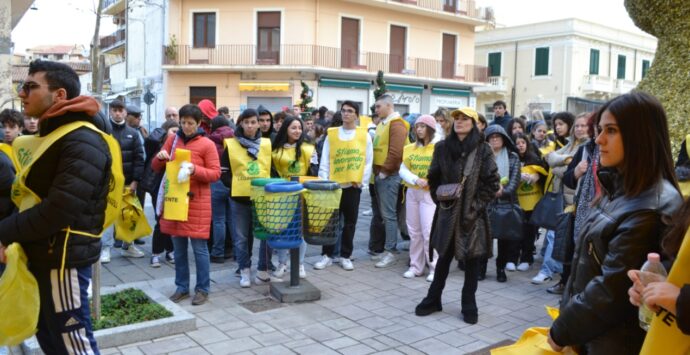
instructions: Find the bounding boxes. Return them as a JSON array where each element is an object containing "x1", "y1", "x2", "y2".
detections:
[
  {"x1": 552, "y1": 111, "x2": 574, "y2": 147},
  {"x1": 443, "y1": 120, "x2": 482, "y2": 160},
  {"x1": 272, "y1": 115, "x2": 306, "y2": 170},
  {"x1": 595, "y1": 91, "x2": 678, "y2": 197}
]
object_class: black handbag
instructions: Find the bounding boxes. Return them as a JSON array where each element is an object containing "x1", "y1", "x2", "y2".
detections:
[
  {"x1": 529, "y1": 177, "x2": 564, "y2": 229},
  {"x1": 488, "y1": 202, "x2": 524, "y2": 241},
  {"x1": 552, "y1": 211, "x2": 575, "y2": 263}
]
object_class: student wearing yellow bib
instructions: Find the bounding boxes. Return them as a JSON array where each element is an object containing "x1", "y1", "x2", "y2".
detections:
[
  {"x1": 530, "y1": 120, "x2": 556, "y2": 156},
  {"x1": 269, "y1": 115, "x2": 316, "y2": 279},
  {"x1": 0, "y1": 60, "x2": 112, "y2": 353},
  {"x1": 0, "y1": 110, "x2": 21, "y2": 222},
  {"x1": 315, "y1": 101, "x2": 373, "y2": 271},
  {"x1": 512, "y1": 133, "x2": 548, "y2": 272},
  {"x1": 220, "y1": 108, "x2": 272, "y2": 288},
  {"x1": 371, "y1": 94, "x2": 409, "y2": 268},
  {"x1": 399, "y1": 115, "x2": 438, "y2": 282}
]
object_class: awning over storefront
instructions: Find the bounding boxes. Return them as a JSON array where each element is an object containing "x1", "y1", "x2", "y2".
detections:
[
  {"x1": 238, "y1": 82, "x2": 290, "y2": 92},
  {"x1": 319, "y1": 78, "x2": 370, "y2": 89},
  {"x1": 431, "y1": 87, "x2": 471, "y2": 97},
  {"x1": 387, "y1": 83, "x2": 424, "y2": 94}
]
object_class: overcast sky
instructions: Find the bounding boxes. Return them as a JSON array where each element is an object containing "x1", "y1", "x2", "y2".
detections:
[{"x1": 11, "y1": 0, "x2": 649, "y2": 54}]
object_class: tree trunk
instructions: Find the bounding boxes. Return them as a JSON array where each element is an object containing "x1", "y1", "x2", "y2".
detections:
[{"x1": 90, "y1": 0, "x2": 105, "y2": 104}]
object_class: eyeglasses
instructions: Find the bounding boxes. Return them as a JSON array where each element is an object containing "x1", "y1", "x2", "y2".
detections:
[
  {"x1": 341, "y1": 108, "x2": 355, "y2": 114},
  {"x1": 19, "y1": 81, "x2": 43, "y2": 95}
]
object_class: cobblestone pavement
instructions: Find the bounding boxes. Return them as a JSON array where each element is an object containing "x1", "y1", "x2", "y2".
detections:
[{"x1": 95, "y1": 193, "x2": 560, "y2": 354}]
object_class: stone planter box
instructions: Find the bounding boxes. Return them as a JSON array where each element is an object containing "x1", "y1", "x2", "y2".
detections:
[{"x1": 22, "y1": 285, "x2": 196, "y2": 354}]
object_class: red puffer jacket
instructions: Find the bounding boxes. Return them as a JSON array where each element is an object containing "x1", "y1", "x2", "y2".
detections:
[{"x1": 152, "y1": 130, "x2": 221, "y2": 239}]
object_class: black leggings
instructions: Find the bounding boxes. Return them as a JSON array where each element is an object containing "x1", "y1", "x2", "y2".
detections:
[
  {"x1": 323, "y1": 187, "x2": 361, "y2": 258},
  {"x1": 424, "y1": 242, "x2": 479, "y2": 316}
]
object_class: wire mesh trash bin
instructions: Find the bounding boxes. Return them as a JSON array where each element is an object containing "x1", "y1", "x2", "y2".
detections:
[
  {"x1": 302, "y1": 180, "x2": 342, "y2": 245},
  {"x1": 251, "y1": 178, "x2": 287, "y2": 240},
  {"x1": 260, "y1": 181, "x2": 304, "y2": 249}
]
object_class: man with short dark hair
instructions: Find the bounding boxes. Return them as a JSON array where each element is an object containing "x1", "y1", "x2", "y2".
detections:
[
  {"x1": 490, "y1": 100, "x2": 513, "y2": 133},
  {"x1": 0, "y1": 108, "x2": 24, "y2": 145},
  {"x1": 217, "y1": 106, "x2": 236, "y2": 130},
  {"x1": 22, "y1": 115, "x2": 39, "y2": 135},
  {"x1": 0, "y1": 59, "x2": 113, "y2": 353},
  {"x1": 257, "y1": 105, "x2": 274, "y2": 139}
]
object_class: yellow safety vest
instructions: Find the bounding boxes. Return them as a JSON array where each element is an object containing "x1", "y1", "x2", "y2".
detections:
[
  {"x1": 328, "y1": 127, "x2": 368, "y2": 184},
  {"x1": 640, "y1": 227, "x2": 690, "y2": 355},
  {"x1": 10, "y1": 121, "x2": 125, "y2": 280},
  {"x1": 226, "y1": 137, "x2": 271, "y2": 197},
  {"x1": 373, "y1": 116, "x2": 410, "y2": 165},
  {"x1": 402, "y1": 143, "x2": 435, "y2": 189},
  {"x1": 517, "y1": 164, "x2": 548, "y2": 211},
  {"x1": 0, "y1": 143, "x2": 17, "y2": 171},
  {"x1": 679, "y1": 134, "x2": 690, "y2": 199},
  {"x1": 272, "y1": 143, "x2": 314, "y2": 178}
]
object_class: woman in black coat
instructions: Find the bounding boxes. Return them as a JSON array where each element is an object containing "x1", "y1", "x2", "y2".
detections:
[
  {"x1": 548, "y1": 92, "x2": 683, "y2": 354},
  {"x1": 414, "y1": 107, "x2": 499, "y2": 324}
]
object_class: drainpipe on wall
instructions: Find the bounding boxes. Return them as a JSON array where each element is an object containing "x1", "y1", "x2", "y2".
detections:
[
  {"x1": 633, "y1": 49, "x2": 638, "y2": 81},
  {"x1": 608, "y1": 42, "x2": 612, "y2": 78}
]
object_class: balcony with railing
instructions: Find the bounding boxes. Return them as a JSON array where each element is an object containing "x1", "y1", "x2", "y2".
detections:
[
  {"x1": 163, "y1": 44, "x2": 489, "y2": 83},
  {"x1": 614, "y1": 79, "x2": 637, "y2": 94},
  {"x1": 345, "y1": 0, "x2": 490, "y2": 24},
  {"x1": 102, "y1": 0, "x2": 125, "y2": 16},
  {"x1": 582, "y1": 75, "x2": 614, "y2": 94},
  {"x1": 100, "y1": 29, "x2": 125, "y2": 53},
  {"x1": 473, "y1": 76, "x2": 508, "y2": 93}
]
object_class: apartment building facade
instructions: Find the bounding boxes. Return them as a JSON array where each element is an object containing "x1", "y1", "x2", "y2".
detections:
[
  {"x1": 474, "y1": 18, "x2": 657, "y2": 119},
  {"x1": 163, "y1": 0, "x2": 492, "y2": 116}
]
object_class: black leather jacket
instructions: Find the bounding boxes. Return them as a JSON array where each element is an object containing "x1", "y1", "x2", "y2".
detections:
[{"x1": 551, "y1": 169, "x2": 683, "y2": 354}]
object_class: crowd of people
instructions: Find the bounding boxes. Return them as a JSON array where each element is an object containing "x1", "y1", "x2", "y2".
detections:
[{"x1": 1, "y1": 59, "x2": 690, "y2": 354}]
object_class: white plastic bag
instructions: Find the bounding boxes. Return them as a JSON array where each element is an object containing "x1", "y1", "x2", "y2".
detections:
[{"x1": 177, "y1": 161, "x2": 193, "y2": 183}]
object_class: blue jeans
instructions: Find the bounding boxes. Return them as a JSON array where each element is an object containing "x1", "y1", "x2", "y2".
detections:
[
  {"x1": 375, "y1": 174, "x2": 402, "y2": 251},
  {"x1": 171, "y1": 237, "x2": 211, "y2": 294},
  {"x1": 539, "y1": 230, "x2": 563, "y2": 277},
  {"x1": 211, "y1": 181, "x2": 232, "y2": 258},
  {"x1": 231, "y1": 199, "x2": 253, "y2": 270}
]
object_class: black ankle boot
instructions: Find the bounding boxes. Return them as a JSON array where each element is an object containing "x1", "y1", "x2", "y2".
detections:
[
  {"x1": 415, "y1": 297, "x2": 442, "y2": 316},
  {"x1": 462, "y1": 312, "x2": 478, "y2": 324},
  {"x1": 497, "y1": 268, "x2": 507, "y2": 283}
]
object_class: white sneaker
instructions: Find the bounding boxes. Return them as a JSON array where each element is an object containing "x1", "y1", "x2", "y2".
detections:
[
  {"x1": 314, "y1": 255, "x2": 332, "y2": 270},
  {"x1": 150, "y1": 255, "x2": 161, "y2": 268},
  {"x1": 517, "y1": 262, "x2": 530, "y2": 272},
  {"x1": 362, "y1": 209, "x2": 373, "y2": 216},
  {"x1": 403, "y1": 269, "x2": 416, "y2": 278},
  {"x1": 122, "y1": 244, "x2": 145, "y2": 258},
  {"x1": 531, "y1": 272, "x2": 552, "y2": 285},
  {"x1": 426, "y1": 272, "x2": 435, "y2": 282},
  {"x1": 255, "y1": 270, "x2": 282, "y2": 284},
  {"x1": 240, "y1": 268, "x2": 251, "y2": 288},
  {"x1": 369, "y1": 251, "x2": 383, "y2": 261},
  {"x1": 100, "y1": 248, "x2": 111, "y2": 264},
  {"x1": 299, "y1": 264, "x2": 306, "y2": 279},
  {"x1": 341, "y1": 258, "x2": 354, "y2": 271},
  {"x1": 273, "y1": 263, "x2": 288, "y2": 278},
  {"x1": 506, "y1": 262, "x2": 517, "y2": 272},
  {"x1": 375, "y1": 252, "x2": 396, "y2": 268}
]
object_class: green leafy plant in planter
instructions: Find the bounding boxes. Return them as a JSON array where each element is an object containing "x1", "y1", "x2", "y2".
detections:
[
  {"x1": 92, "y1": 288, "x2": 172, "y2": 331},
  {"x1": 165, "y1": 35, "x2": 178, "y2": 64}
]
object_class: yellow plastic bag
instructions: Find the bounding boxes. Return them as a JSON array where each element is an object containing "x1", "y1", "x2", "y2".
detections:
[
  {"x1": 114, "y1": 192, "x2": 152, "y2": 243},
  {"x1": 491, "y1": 306, "x2": 577, "y2": 355},
  {"x1": 0, "y1": 243, "x2": 39, "y2": 346}
]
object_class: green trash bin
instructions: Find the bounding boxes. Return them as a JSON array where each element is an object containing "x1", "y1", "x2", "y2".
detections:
[{"x1": 250, "y1": 178, "x2": 286, "y2": 240}]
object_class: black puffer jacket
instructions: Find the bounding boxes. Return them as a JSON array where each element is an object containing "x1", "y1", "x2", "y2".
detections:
[
  {"x1": 0, "y1": 150, "x2": 15, "y2": 219},
  {"x1": 111, "y1": 120, "x2": 144, "y2": 184},
  {"x1": 141, "y1": 127, "x2": 167, "y2": 194},
  {"x1": 551, "y1": 169, "x2": 683, "y2": 354},
  {"x1": 0, "y1": 108, "x2": 113, "y2": 269}
]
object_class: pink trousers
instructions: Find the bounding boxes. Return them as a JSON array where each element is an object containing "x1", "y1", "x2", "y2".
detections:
[{"x1": 405, "y1": 188, "x2": 438, "y2": 274}]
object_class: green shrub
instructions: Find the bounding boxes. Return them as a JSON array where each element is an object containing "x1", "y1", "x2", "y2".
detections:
[{"x1": 92, "y1": 288, "x2": 173, "y2": 331}]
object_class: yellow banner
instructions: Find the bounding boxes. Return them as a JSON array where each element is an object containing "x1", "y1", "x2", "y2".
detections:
[
  {"x1": 163, "y1": 148, "x2": 190, "y2": 221},
  {"x1": 640, "y1": 228, "x2": 690, "y2": 355}
]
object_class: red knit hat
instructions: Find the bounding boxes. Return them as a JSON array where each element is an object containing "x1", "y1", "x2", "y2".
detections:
[{"x1": 198, "y1": 99, "x2": 218, "y2": 119}]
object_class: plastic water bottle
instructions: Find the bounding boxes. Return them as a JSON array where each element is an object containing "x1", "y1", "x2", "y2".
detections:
[{"x1": 638, "y1": 252, "x2": 667, "y2": 331}]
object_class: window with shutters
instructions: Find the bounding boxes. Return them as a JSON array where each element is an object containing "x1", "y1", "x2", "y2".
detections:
[
  {"x1": 193, "y1": 13, "x2": 215, "y2": 48},
  {"x1": 642, "y1": 59, "x2": 650, "y2": 78},
  {"x1": 617, "y1": 55, "x2": 626, "y2": 79},
  {"x1": 534, "y1": 47, "x2": 549, "y2": 76},
  {"x1": 589, "y1": 49, "x2": 600, "y2": 75},
  {"x1": 257, "y1": 12, "x2": 281, "y2": 64},
  {"x1": 488, "y1": 52, "x2": 501, "y2": 76},
  {"x1": 190, "y1": 87, "x2": 216, "y2": 105}
]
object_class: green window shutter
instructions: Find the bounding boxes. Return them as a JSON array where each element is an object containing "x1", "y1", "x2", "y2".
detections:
[
  {"x1": 617, "y1": 55, "x2": 626, "y2": 79},
  {"x1": 589, "y1": 49, "x2": 600, "y2": 75},
  {"x1": 488, "y1": 52, "x2": 501, "y2": 76},
  {"x1": 535, "y1": 47, "x2": 549, "y2": 76},
  {"x1": 642, "y1": 60, "x2": 650, "y2": 78}
]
